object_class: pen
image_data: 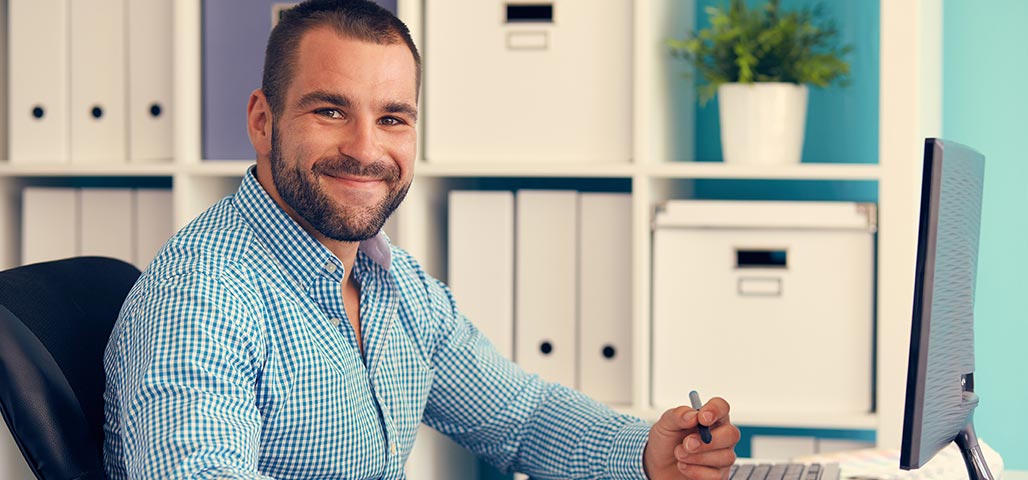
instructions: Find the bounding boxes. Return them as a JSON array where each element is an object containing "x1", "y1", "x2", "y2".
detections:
[{"x1": 688, "y1": 390, "x2": 713, "y2": 444}]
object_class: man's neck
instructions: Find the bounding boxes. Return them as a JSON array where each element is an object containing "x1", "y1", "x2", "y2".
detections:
[{"x1": 253, "y1": 162, "x2": 360, "y2": 283}]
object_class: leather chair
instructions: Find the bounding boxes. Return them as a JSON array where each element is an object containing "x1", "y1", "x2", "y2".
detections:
[{"x1": 0, "y1": 257, "x2": 141, "y2": 480}]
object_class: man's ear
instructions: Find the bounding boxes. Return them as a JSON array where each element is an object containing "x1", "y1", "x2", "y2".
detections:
[{"x1": 247, "y1": 89, "x2": 273, "y2": 157}]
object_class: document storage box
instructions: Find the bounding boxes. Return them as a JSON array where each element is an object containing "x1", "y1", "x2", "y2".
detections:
[
  {"x1": 424, "y1": 0, "x2": 632, "y2": 164},
  {"x1": 651, "y1": 201, "x2": 877, "y2": 417}
]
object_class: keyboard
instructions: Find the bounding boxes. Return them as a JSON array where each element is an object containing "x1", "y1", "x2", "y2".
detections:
[{"x1": 730, "y1": 462, "x2": 841, "y2": 480}]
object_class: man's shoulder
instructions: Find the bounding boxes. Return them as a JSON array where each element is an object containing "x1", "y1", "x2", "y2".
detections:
[
  {"x1": 147, "y1": 196, "x2": 259, "y2": 280},
  {"x1": 115, "y1": 198, "x2": 269, "y2": 336}
]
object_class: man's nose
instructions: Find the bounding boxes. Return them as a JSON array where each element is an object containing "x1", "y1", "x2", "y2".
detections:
[{"x1": 338, "y1": 119, "x2": 384, "y2": 164}]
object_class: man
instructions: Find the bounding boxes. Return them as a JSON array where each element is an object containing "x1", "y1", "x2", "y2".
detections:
[{"x1": 103, "y1": 1, "x2": 740, "y2": 478}]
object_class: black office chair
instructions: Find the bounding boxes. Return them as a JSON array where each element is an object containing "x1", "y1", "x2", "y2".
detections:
[{"x1": 0, "y1": 257, "x2": 141, "y2": 480}]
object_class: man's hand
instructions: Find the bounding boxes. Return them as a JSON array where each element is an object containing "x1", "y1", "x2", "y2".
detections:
[{"x1": 643, "y1": 397, "x2": 740, "y2": 480}]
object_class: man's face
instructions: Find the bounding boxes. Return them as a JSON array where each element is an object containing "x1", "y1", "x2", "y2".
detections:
[{"x1": 269, "y1": 28, "x2": 418, "y2": 242}]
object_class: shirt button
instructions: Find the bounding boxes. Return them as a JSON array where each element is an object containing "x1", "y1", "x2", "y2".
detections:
[
  {"x1": 390, "y1": 443, "x2": 397, "y2": 454},
  {"x1": 329, "y1": 317, "x2": 341, "y2": 327},
  {"x1": 324, "y1": 261, "x2": 337, "y2": 274}
]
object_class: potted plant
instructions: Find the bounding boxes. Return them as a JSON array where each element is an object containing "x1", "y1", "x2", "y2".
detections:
[{"x1": 668, "y1": 0, "x2": 851, "y2": 165}]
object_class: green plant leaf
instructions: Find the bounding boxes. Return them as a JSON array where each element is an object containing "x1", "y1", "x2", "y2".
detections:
[{"x1": 666, "y1": 0, "x2": 852, "y2": 103}]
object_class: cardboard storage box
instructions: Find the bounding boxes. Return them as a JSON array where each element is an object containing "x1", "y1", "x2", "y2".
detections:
[
  {"x1": 424, "y1": 0, "x2": 632, "y2": 164},
  {"x1": 651, "y1": 200, "x2": 877, "y2": 417}
]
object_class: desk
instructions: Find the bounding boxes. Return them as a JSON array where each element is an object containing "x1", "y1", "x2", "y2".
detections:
[{"x1": 788, "y1": 440, "x2": 1007, "y2": 480}]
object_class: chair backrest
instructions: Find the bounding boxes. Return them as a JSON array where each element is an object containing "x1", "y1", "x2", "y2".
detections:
[{"x1": 0, "y1": 257, "x2": 141, "y2": 480}]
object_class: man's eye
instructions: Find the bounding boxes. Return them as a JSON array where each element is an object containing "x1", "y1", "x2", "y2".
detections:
[
  {"x1": 315, "y1": 108, "x2": 343, "y2": 119},
  {"x1": 380, "y1": 116, "x2": 403, "y2": 126}
]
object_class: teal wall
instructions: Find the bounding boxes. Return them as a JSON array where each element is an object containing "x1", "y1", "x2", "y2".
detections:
[
  {"x1": 692, "y1": 0, "x2": 879, "y2": 201},
  {"x1": 687, "y1": 1, "x2": 1027, "y2": 470},
  {"x1": 943, "y1": 0, "x2": 1028, "y2": 470}
]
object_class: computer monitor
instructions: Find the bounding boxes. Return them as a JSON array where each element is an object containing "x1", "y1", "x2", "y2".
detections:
[{"x1": 900, "y1": 138, "x2": 993, "y2": 479}]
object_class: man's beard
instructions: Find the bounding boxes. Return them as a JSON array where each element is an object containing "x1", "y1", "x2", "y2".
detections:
[{"x1": 269, "y1": 126, "x2": 410, "y2": 242}]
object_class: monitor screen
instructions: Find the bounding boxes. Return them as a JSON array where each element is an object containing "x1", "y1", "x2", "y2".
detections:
[{"x1": 900, "y1": 138, "x2": 992, "y2": 479}]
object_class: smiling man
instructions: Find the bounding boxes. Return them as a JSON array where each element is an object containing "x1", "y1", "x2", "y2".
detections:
[{"x1": 102, "y1": 1, "x2": 739, "y2": 479}]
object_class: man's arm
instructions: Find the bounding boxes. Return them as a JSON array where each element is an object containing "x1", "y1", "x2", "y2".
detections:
[
  {"x1": 418, "y1": 276, "x2": 651, "y2": 479},
  {"x1": 105, "y1": 271, "x2": 271, "y2": 479}
]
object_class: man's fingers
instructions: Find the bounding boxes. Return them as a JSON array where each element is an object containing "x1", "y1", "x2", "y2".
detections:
[
  {"x1": 677, "y1": 462, "x2": 730, "y2": 480},
  {"x1": 655, "y1": 397, "x2": 734, "y2": 435},
  {"x1": 674, "y1": 442, "x2": 737, "y2": 467},
  {"x1": 681, "y1": 422, "x2": 741, "y2": 453},
  {"x1": 656, "y1": 405, "x2": 700, "y2": 433},
  {"x1": 697, "y1": 396, "x2": 731, "y2": 427}
]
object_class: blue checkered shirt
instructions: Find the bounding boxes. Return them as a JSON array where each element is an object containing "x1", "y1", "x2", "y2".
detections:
[{"x1": 103, "y1": 168, "x2": 650, "y2": 479}]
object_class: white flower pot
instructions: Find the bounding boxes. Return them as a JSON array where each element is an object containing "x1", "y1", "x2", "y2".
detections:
[{"x1": 717, "y1": 82, "x2": 809, "y2": 165}]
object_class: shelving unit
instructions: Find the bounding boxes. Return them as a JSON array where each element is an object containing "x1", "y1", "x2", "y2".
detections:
[
  {"x1": 0, "y1": 0, "x2": 943, "y2": 473},
  {"x1": 396, "y1": 0, "x2": 943, "y2": 453}
]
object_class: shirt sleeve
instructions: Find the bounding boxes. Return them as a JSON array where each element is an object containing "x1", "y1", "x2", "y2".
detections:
[
  {"x1": 419, "y1": 276, "x2": 651, "y2": 480},
  {"x1": 104, "y1": 270, "x2": 273, "y2": 480}
]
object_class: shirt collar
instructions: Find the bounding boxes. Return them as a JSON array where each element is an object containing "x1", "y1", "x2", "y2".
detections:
[{"x1": 233, "y1": 167, "x2": 393, "y2": 289}]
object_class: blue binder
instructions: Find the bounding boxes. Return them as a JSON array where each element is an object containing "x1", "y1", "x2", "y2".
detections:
[{"x1": 202, "y1": 0, "x2": 398, "y2": 160}]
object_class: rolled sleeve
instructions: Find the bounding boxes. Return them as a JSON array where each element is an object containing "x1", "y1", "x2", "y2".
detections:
[{"x1": 607, "y1": 421, "x2": 651, "y2": 479}]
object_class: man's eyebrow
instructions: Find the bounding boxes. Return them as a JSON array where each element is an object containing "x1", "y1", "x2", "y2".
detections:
[
  {"x1": 295, "y1": 91, "x2": 352, "y2": 110},
  {"x1": 384, "y1": 101, "x2": 418, "y2": 121}
]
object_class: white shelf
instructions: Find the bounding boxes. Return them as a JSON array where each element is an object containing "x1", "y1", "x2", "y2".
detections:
[
  {"x1": 645, "y1": 162, "x2": 882, "y2": 180},
  {"x1": 378, "y1": 161, "x2": 882, "y2": 180},
  {"x1": 0, "y1": 161, "x2": 176, "y2": 177},
  {"x1": 0, "y1": 160, "x2": 882, "y2": 181},
  {"x1": 185, "y1": 160, "x2": 254, "y2": 176},
  {"x1": 615, "y1": 406, "x2": 878, "y2": 430},
  {"x1": 417, "y1": 161, "x2": 636, "y2": 178}
]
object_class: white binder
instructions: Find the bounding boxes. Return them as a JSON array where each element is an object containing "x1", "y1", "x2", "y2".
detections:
[
  {"x1": 577, "y1": 193, "x2": 632, "y2": 404},
  {"x1": 70, "y1": 0, "x2": 127, "y2": 163},
  {"x1": 134, "y1": 189, "x2": 174, "y2": 269},
  {"x1": 515, "y1": 190, "x2": 577, "y2": 387},
  {"x1": 9, "y1": 0, "x2": 70, "y2": 164},
  {"x1": 21, "y1": 188, "x2": 78, "y2": 265},
  {"x1": 447, "y1": 191, "x2": 515, "y2": 359},
  {"x1": 79, "y1": 189, "x2": 134, "y2": 264},
  {"x1": 128, "y1": 0, "x2": 173, "y2": 162}
]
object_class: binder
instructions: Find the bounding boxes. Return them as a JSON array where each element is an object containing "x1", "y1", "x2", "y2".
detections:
[
  {"x1": 515, "y1": 190, "x2": 577, "y2": 387},
  {"x1": 79, "y1": 189, "x2": 134, "y2": 264},
  {"x1": 70, "y1": 0, "x2": 127, "y2": 163},
  {"x1": 9, "y1": 0, "x2": 69, "y2": 163},
  {"x1": 447, "y1": 191, "x2": 515, "y2": 359},
  {"x1": 128, "y1": 0, "x2": 173, "y2": 162},
  {"x1": 134, "y1": 189, "x2": 174, "y2": 269},
  {"x1": 577, "y1": 193, "x2": 632, "y2": 404},
  {"x1": 21, "y1": 188, "x2": 78, "y2": 265}
]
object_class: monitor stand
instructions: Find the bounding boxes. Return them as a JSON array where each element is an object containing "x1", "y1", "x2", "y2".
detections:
[{"x1": 955, "y1": 421, "x2": 995, "y2": 480}]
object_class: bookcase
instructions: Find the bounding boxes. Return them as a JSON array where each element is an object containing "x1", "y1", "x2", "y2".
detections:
[{"x1": 0, "y1": 0, "x2": 943, "y2": 474}]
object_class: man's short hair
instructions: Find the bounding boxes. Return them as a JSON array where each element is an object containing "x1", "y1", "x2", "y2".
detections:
[{"x1": 261, "y1": 0, "x2": 421, "y2": 116}]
